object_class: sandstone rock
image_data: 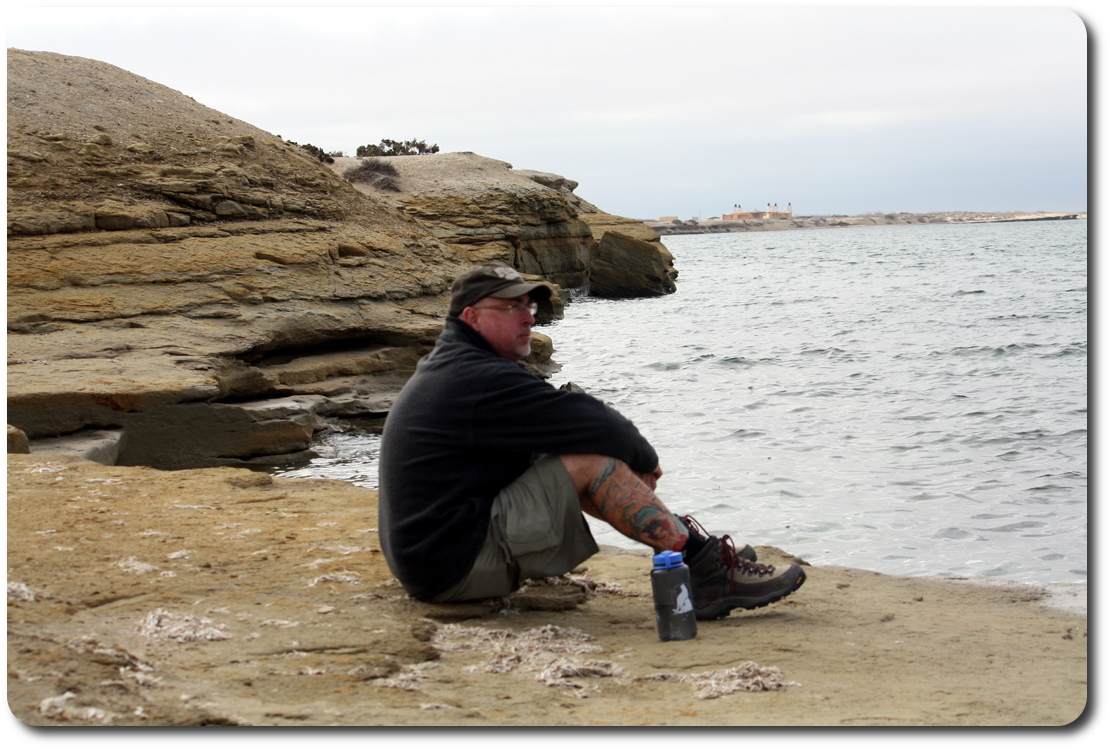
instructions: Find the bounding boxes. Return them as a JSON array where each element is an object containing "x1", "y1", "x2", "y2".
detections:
[
  {"x1": 331, "y1": 153, "x2": 678, "y2": 299},
  {"x1": 6, "y1": 49, "x2": 671, "y2": 468},
  {"x1": 579, "y1": 210, "x2": 670, "y2": 246},
  {"x1": 253, "y1": 344, "x2": 422, "y2": 390},
  {"x1": 332, "y1": 153, "x2": 596, "y2": 291},
  {"x1": 577, "y1": 209, "x2": 679, "y2": 297},
  {"x1": 7, "y1": 353, "x2": 225, "y2": 440},
  {"x1": 8, "y1": 425, "x2": 31, "y2": 454},
  {"x1": 6, "y1": 50, "x2": 471, "y2": 463},
  {"x1": 515, "y1": 169, "x2": 601, "y2": 214},
  {"x1": 510, "y1": 578, "x2": 591, "y2": 611},
  {"x1": 7, "y1": 205, "x2": 96, "y2": 236},
  {"x1": 589, "y1": 231, "x2": 678, "y2": 298},
  {"x1": 114, "y1": 397, "x2": 329, "y2": 470},
  {"x1": 25, "y1": 428, "x2": 122, "y2": 464}
]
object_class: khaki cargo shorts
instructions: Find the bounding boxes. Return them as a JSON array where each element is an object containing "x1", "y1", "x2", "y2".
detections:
[{"x1": 430, "y1": 455, "x2": 599, "y2": 603}]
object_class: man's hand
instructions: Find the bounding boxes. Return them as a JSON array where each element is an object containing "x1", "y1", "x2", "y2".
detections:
[{"x1": 636, "y1": 464, "x2": 664, "y2": 491}]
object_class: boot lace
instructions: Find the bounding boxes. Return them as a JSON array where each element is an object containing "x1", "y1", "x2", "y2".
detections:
[
  {"x1": 678, "y1": 514, "x2": 710, "y2": 541},
  {"x1": 719, "y1": 534, "x2": 775, "y2": 576},
  {"x1": 680, "y1": 515, "x2": 774, "y2": 575}
]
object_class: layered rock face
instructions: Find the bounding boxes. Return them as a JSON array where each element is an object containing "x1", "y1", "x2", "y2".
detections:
[
  {"x1": 578, "y1": 212, "x2": 677, "y2": 298},
  {"x1": 332, "y1": 154, "x2": 677, "y2": 297},
  {"x1": 7, "y1": 49, "x2": 676, "y2": 469},
  {"x1": 7, "y1": 50, "x2": 467, "y2": 469},
  {"x1": 333, "y1": 154, "x2": 594, "y2": 291}
]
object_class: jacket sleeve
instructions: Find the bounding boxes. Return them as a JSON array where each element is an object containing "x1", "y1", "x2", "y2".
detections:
[{"x1": 464, "y1": 362, "x2": 659, "y2": 474}]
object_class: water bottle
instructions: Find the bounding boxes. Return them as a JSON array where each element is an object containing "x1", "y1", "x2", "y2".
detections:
[{"x1": 651, "y1": 550, "x2": 697, "y2": 641}]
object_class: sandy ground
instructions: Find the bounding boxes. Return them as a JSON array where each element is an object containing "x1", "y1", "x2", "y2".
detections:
[{"x1": 7, "y1": 453, "x2": 1087, "y2": 727}]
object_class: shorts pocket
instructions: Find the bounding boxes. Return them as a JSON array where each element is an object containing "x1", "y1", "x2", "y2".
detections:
[{"x1": 502, "y1": 510, "x2": 559, "y2": 557}]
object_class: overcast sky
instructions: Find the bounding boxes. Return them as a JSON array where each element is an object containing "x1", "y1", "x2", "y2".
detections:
[{"x1": 6, "y1": 3, "x2": 1090, "y2": 220}]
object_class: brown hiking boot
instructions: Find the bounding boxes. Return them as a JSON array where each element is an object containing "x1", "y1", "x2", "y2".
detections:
[
  {"x1": 681, "y1": 520, "x2": 806, "y2": 620},
  {"x1": 679, "y1": 514, "x2": 757, "y2": 564}
]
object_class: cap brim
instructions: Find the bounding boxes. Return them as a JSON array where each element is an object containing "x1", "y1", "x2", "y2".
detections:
[{"x1": 491, "y1": 281, "x2": 551, "y2": 301}]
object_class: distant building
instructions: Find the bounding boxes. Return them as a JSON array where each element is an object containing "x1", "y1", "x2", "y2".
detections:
[
  {"x1": 659, "y1": 216, "x2": 680, "y2": 222},
  {"x1": 721, "y1": 202, "x2": 793, "y2": 220}
]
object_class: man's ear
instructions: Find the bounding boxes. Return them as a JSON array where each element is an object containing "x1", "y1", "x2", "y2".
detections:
[{"x1": 459, "y1": 307, "x2": 479, "y2": 329}]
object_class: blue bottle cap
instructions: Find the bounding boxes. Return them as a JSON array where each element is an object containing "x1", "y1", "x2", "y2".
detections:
[{"x1": 652, "y1": 550, "x2": 683, "y2": 569}]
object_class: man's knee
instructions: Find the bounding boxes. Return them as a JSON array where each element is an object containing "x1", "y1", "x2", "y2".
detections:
[{"x1": 558, "y1": 454, "x2": 620, "y2": 496}]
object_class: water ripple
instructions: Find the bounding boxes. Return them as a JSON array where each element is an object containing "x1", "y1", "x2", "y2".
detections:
[
  {"x1": 276, "y1": 220, "x2": 1087, "y2": 587},
  {"x1": 549, "y1": 221, "x2": 1087, "y2": 585}
]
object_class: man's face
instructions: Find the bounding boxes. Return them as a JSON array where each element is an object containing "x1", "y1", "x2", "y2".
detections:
[{"x1": 461, "y1": 294, "x2": 537, "y2": 361}]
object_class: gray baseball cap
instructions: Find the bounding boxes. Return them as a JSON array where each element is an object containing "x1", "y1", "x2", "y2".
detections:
[{"x1": 448, "y1": 262, "x2": 551, "y2": 316}]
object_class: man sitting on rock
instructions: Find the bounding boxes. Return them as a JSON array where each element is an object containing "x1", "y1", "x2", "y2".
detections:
[{"x1": 378, "y1": 262, "x2": 805, "y2": 618}]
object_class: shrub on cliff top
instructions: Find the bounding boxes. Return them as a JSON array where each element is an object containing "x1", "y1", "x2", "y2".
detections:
[
  {"x1": 342, "y1": 158, "x2": 401, "y2": 191},
  {"x1": 357, "y1": 139, "x2": 439, "y2": 157},
  {"x1": 284, "y1": 140, "x2": 335, "y2": 164}
]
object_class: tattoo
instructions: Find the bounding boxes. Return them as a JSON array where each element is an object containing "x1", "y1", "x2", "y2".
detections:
[
  {"x1": 588, "y1": 458, "x2": 686, "y2": 551},
  {"x1": 588, "y1": 458, "x2": 618, "y2": 497}
]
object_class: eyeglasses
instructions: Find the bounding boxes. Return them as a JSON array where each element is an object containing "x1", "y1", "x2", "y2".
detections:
[{"x1": 471, "y1": 301, "x2": 539, "y2": 316}]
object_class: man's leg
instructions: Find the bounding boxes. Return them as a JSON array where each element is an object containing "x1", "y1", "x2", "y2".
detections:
[
  {"x1": 560, "y1": 453, "x2": 807, "y2": 620},
  {"x1": 560, "y1": 454, "x2": 688, "y2": 552},
  {"x1": 432, "y1": 455, "x2": 598, "y2": 603}
]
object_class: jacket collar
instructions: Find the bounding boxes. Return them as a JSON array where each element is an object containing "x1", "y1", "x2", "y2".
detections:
[{"x1": 441, "y1": 315, "x2": 498, "y2": 356}]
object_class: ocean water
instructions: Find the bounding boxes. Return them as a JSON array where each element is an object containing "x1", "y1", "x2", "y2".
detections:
[{"x1": 275, "y1": 220, "x2": 1087, "y2": 586}]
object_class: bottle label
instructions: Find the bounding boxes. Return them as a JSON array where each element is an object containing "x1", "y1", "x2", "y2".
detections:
[{"x1": 673, "y1": 583, "x2": 693, "y2": 615}]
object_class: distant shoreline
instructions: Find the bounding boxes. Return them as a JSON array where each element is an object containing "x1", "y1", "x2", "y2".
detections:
[{"x1": 644, "y1": 211, "x2": 1086, "y2": 236}]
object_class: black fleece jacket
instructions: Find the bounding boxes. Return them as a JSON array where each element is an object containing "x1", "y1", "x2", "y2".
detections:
[{"x1": 378, "y1": 316, "x2": 659, "y2": 600}]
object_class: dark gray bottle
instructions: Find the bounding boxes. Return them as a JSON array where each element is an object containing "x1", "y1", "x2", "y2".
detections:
[{"x1": 651, "y1": 551, "x2": 698, "y2": 641}]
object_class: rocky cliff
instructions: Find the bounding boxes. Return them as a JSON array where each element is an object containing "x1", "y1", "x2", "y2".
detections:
[
  {"x1": 332, "y1": 154, "x2": 677, "y2": 299},
  {"x1": 7, "y1": 49, "x2": 676, "y2": 469}
]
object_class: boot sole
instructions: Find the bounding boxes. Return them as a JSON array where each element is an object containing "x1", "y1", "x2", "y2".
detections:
[{"x1": 694, "y1": 568, "x2": 807, "y2": 621}]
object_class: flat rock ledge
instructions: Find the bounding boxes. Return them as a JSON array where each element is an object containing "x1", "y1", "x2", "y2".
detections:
[{"x1": 7, "y1": 453, "x2": 1086, "y2": 726}]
